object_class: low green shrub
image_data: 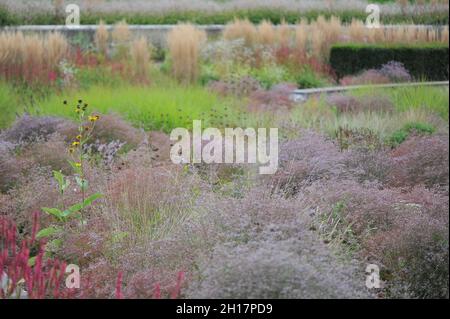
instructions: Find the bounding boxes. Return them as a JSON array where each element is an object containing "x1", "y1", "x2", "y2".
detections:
[
  {"x1": 295, "y1": 69, "x2": 329, "y2": 89},
  {"x1": 0, "y1": 4, "x2": 17, "y2": 25},
  {"x1": 387, "y1": 121, "x2": 435, "y2": 146},
  {"x1": 23, "y1": 84, "x2": 244, "y2": 133},
  {"x1": 250, "y1": 65, "x2": 293, "y2": 89},
  {"x1": 330, "y1": 43, "x2": 449, "y2": 81},
  {"x1": 1, "y1": 7, "x2": 448, "y2": 26},
  {"x1": 0, "y1": 82, "x2": 16, "y2": 129}
]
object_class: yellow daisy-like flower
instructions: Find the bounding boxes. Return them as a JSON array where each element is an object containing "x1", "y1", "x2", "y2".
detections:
[
  {"x1": 76, "y1": 135, "x2": 82, "y2": 140},
  {"x1": 74, "y1": 162, "x2": 82, "y2": 168},
  {"x1": 88, "y1": 115, "x2": 100, "y2": 122},
  {"x1": 72, "y1": 141, "x2": 80, "y2": 147}
]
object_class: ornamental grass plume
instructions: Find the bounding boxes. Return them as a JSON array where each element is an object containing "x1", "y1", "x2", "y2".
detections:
[
  {"x1": 167, "y1": 24, "x2": 206, "y2": 84},
  {"x1": 277, "y1": 19, "x2": 291, "y2": 48},
  {"x1": 0, "y1": 31, "x2": 68, "y2": 85},
  {"x1": 112, "y1": 20, "x2": 130, "y2": 59},
  {"x1": 257, "y1": 20, "x2": 276, "y2": 46},
  {"x1": 348, "y1": 18, "x2": 366, "y2": 43},
  {"x1": 441, "y1": 26, "x2": 449, "y2": 43},
  {"x1": 46, "y1": 32, "x2": 68, "y2": 68},
  {"x1": 223, "y1": 18, "x2": 258, "y2": 47},
  {"x1": 310, "y1": 15, "x2": 342, "y2": 59},
  {"x1": 130, "y1": 36, "x2": 152, "y2": 82},
  {"x1": 94, "y1": 20, "x2": 109, "y2": 57},
  {"x1": 294, "y1": 18, "x2": 309, "y2": 57}
]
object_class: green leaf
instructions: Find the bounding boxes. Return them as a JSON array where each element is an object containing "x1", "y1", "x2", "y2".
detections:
[
  {"x1": 63, "y1": 203, "x2": 83, "y2": 216},
  {"x1": 58, "y1": 193, "x2": 103, "y2": 220},
  {"x1": 53, "y1": 170, "x2": 64, "y2": 188},
  {"x1": 75, "y1": 176, "x2": 88, "y2": 191},
  {"x1": 83, "y1": 193, "x2": 103, "y2": 207},
  {"x1": 42, "y1": 207, "x2": 64, "y2": 221},
  {"x1": 53, "y1": 170, "x2": 70, "y2": 193},
  {"x1": 68, "y1": 160, "x2": 82, "y2": 175},
  {"x1": 28, "y1": 256, "x2": 36, "y2": 267},
  {"x1": 36, "y1": 226, "x2": 60, "y2": 239}
]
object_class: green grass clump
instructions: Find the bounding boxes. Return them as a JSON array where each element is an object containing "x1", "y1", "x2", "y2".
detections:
[
  {"x1": 388, "y1": 121, "x2": 436, "y2": 146},
  {"x1": 286, "y1": 86, "x2": 448, "y2": 141},
  {"x1": 26, "y1": 84, "x2": 244, "y2": 133},
  {"x1": 0, "y1": 82, "x2": 17, "y2": 129},
  {"x1": 295, "y1": 68, "x2": 330, "y2": 89},
  {"x1": 350, "y1": 86, "x2": 449, "y2": 120},
  {"x1": 1, "y1": 7, "x2": 448, "y2": 26},
  {"x1": 388, "y1": 86, "x2": 449, "y2": 120}
]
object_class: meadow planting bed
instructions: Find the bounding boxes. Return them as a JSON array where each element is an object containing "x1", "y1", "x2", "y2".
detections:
[
  {"x1": 0, "y1": 6, "x2": 449, "y2": 300},
  {"x1": 1, "y1": 0, "x2": 449, "y2": 26}
]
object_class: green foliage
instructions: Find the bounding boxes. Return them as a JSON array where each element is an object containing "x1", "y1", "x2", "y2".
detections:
[
  {"x1": 75, "y1": 66, "x2": 126, "y2": 90},
  {"x1": 1, "y1": 7, "x2": 448, "y2": 26},
  {"x1": 0, "y1": 82, "x2": 16, "y2": 129},
  {"x1": 330, "y1": 43, "x2": 449, "y2": 81},
  {"x1": 387, "y1": 121, "x2": 435, "y2": 146},
  {"x1": 403, "y1": 122, "x2": 435, "y2": 135},
  {"x1": 350, "y1": 85, "x2": 449, "y2": 120},
  {"x1": 0, "y1": 4, "x2": 18, "y2": 25},
  {"x1": 200, "y1": 64, "x2": 221, "y2": 86},
  {"x1": 388, "y1": 129, "x2": 410, "y2": 147},
  {"x1": 26, "y1": 85, "x2": 244, "y2": 132},
  {"x1": 39, "y1": 101, "x2": 103, "y2": 249},
  {"x1": 295, "y1": 68, "x2": 329, "y2": 88},
  {"x1": 250, "y1": 65, "x2": 293, "y2": 89}
]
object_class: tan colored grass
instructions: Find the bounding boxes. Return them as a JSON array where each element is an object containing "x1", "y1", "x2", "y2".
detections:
[
  {"x1": 22, "y1": 35, "x2": 45, "y2": 80},
  {"x1": 348, "y1": 19, "x2": 366, "y2": 43},
  {"x1": 45, "y1": 32, "x2": 68, "y2": 67},
  {"x1": 404, "y1": 26, "x2": 417, "y2": 43},
  {"x1": 311, "y1": 29, "x2": 324, "y2": 58},
  {"x1": 294, "y1": 18, "x2": 309, "y2": 56},
  {"x1": 52, "y1": 0, "x2": 64, "y2": 16},
  {"x1": 277, "y1": 19, "x2": 291, "y2": 47},
  {"x1": 428, "y1": 28, "x2": 439, "y2": 42},
  {"x1": 167, "y1": 24, "x2": 206, "y2": 84},
  {"x1": 130, "y1": 36, "x2": 152, "y2": 80},
  {"x1": 95, "y1": 20, "x2": 109, "y2": 56},
  {"x1": 223, "y1": 18, "x2": 258, "y2": 47},
  {"x1": 322, "y1": 16, "x2": 342, "y2": 57},
  {"x1": 112, "y1": 20, "x2": 130, "y2": 44},
  {"x1": 441, "y1": 26, "x2": 449, "y2": 43},
  {"x1": 416, "y1": 27, "x2": 428, "y2": 42},
  {"x1": 112, "y1": 20, "x2": 131, "y2": 59},
  {"x1": 0, "y1": 31, "x2": 68, "y2": 83},
  {"x1": 366, "y1": 27, "x2": 385, "y2": 43},
  {"x1": 309, "y1": 16, "x2": 342, "y2": 59},
  {"x1": 258, "y1": 20, "x2": 276, "y2": 46}
]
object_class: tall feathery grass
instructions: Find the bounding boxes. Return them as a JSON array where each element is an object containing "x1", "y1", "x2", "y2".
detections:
[
  {"x1": 223, "y1": 18, "x2": 258, "y2": 47},
  {"x1": 292, "y1": 16, "x2": 448, "y2": 59},
  {"x1": 276, "y1": 20, "x2": 291, "y2": 47},
  {"x1": 0, "y1": 31, "x2": 68, "y2": 84},
  {"x1": 112, "y1": 19, "x2": 130, "y2": 59},
  {"x1": 130, "y1": 36, "x2": 152, "y2": 82},
  {"x1": 167, "y1": 24, "x2": 206, "y2": 84},
  {"x1": 94, "y1": 20, "x2": 109, "y2": 57},
  {"x1": 258, "y1": 20, "x2": 276, "y2": 46}
]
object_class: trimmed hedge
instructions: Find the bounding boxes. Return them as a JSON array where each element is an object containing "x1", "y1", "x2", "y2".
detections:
[
  {"x1": 0, "y1": 6, "x2": 448, "y2": 26},
  {"x1": 329, "y1": 43, "x2": 449, "y2": 81}
]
